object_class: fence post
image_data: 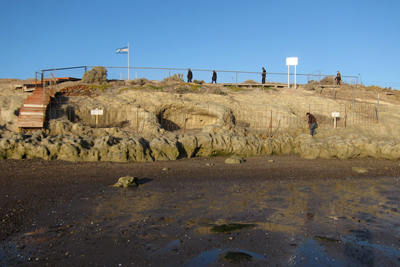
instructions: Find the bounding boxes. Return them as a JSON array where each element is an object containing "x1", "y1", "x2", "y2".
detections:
[
  {"x1": 184, "y1": 107, "x2": 187, "y2": 134},
  {"x1": 142, "y1": 105, "x2": 146, "y2": 133},
  {"x1": 377, "y1": 93, "x2": 380, "y2": 122},
  {"x1": 236, "y1": 72, "x2": 238, "y2": 87},
  {"x1": 85, "y1": 103, "x2": 87, "y2": 135},
  {"x1": 353, "y1": 84, "x2": 356, "y2": 111},
  {"x1": 269, "y1": 110, "x2": 272, "y2": 137},
  {"x1": 136, "y1": 106, "x2": 139, "y2": 134}
]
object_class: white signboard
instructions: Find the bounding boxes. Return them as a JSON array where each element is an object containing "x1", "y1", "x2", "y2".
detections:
[
  {"x1": 286, "y1": 57, "x2": 298, "y2": 89},
  {"x1": 286, "y1": 57, "x2": 298, "y2": 66},
  {"x1": 91, "y1": 109, "x2": 103, "y2": 115},
  {"x1": 331, "y1": 112, "x2": 340, "y2": 117}
]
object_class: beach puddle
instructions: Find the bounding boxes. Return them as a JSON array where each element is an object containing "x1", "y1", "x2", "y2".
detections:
[
  {"x1": 181, "y1": 248, "x2": 267, "y2": 267},
  {"x1": 3, "y1": 174, "x2": 400, "y2": 266},
  {"x1": 288, "y1": 238, "x2": 344, "y2": 266}
]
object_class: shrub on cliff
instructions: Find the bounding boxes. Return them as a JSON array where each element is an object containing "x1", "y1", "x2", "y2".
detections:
[
  {"x1": 320, "y1": 76, "x2": 334, "y2": 85},
  {"x1": 162, "y1": 73, "x2": 184, "y2": 82},
  {"x1": 82, "y1": 66, "x2": 108, "y2": 84}
]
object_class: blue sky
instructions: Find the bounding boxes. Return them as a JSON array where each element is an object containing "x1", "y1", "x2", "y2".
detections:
[{"x1": 1, "y1": 0, "x2": 399, "y2": 88}]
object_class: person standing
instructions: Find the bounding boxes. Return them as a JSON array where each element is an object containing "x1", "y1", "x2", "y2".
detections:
[
  {"x1": 261, "y1": 67, "x2": 266, "y2": 84},
  {"x1": 306, "y1": 113, "x2": 317, "y2": 136},
  {"x1": 212, "y1": 70, "x2": 217, "y2": 83},
  {"x1": 335, "y1": 71, "x2": 341, "y2": 85},
  {"x1": 187, "y1": 68, "x2": 193, "y2": 83}
]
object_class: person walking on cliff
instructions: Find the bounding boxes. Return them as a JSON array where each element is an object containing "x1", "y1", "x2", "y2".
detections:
[
  {"x1": 335, "y1": 71, "x2": 341, "y2": 85},
  {"x1": 187, "y1": 68, "x2": 193, "y2": 83},
  {"x1": 212, "y1": 71, "x2": 217, "y2": 83},
  {"x1": 261, "y1": 67, "x2": 266, "y2": 84},
  {"x1": 306, "y1": 113, "x2": 317, "y2": 136}
]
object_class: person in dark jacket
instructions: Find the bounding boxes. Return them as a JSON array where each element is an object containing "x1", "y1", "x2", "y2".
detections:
[
  {"x1": 335, "y1": 71, "x2": 341, "y2": 85},
  {"x1": 212, "y1": 71, "x2": 217, "y2": 83},
  {"x1": 187, "y1": 68, "x2": 193, "y2": 83},
  {"x1": 306, "y1": 113, "x2": 317, "y2": 136},
  {"x1": 261, "y1": 67, "x2": 266, "y2": 84}
]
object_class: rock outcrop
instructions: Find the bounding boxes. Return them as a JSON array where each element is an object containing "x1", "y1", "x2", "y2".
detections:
[
  {"x1": 2, "y1": 121, "x2": 400, "y2": 161},
  {"x1": 2, "y1": 81, "x2": 400, "y2": 162}
]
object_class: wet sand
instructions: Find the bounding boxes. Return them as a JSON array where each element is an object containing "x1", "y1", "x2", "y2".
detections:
[{"x1": 1, "y1": 155, "x2": 400, "y2": 266}]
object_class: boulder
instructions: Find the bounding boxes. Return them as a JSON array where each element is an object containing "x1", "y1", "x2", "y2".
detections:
[
  {"x1": 113, "y1": 176, "x2": 139, "y2": 188},
  {"x1": 352, "y1": 167, "x2": 368, "y2": 173},
  {"x1": 225, "y1": 155, "x2": 244, "y2": 164},
  {"x1": 81, "y1": 149, "x2": 100, "y2": 162},
  {"x1": 193, "y1": 133, "x2": 213, "y2": 157},
  {"x1": 126, "y1": 138, "x2": 153, "y2": 162},
  {"x1": 149, "y1": 137, "x2": 179, "y2": 161},
  {"x1": 299, "y1": 142, "x2": 320, "y2": 159},
  {"x1": 26, "y1": 145, "x2": 50, "y2": 160},
  {"x1": 57, "y1": 143, "x2": 81, "y2": 162},
  {"x1": 177, "y1": 135, "x2": 198, "y2": 158}
]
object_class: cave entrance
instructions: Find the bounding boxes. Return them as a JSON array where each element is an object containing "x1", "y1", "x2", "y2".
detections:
[{"x1": 157, "y1": 107, "x2": 219, "y2": 133}]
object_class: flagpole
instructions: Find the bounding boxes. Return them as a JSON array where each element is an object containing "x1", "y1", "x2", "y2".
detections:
[{"x1": 127, "y1": 42, "x2": 130, "y2": 80}]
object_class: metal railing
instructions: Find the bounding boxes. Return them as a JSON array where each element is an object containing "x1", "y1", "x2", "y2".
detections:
[
  {"x1": 37, "y1": 65, "x2": 358, "y2": 86},
  {"x1": 45, "y1": 98, "x2": 377, "y2": 136}
]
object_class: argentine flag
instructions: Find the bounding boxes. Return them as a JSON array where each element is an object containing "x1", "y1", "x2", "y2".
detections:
[{"x1": 116, "y1": 47, "x2": 128, "y2": 54}]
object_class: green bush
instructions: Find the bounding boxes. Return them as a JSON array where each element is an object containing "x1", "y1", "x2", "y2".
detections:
[
  {"x1": 211, "y1": 88, "x2": 227, "y2": 95},
  {"x1": 193, "y1": 79, "x2": 204, "y2": 84},
  {"x1": 226, "y1": 85, "x2": 244, "y2": 92},
  {"x1": 88, "y1": 84, "x2": 112, "y2": 92},
  {"x1": 242, "y1": 79, "x2": 258, "y2": 84},
  {"x1": 146, "y1": 85, "x2": 164, "y2": 91},
  {"x1": 176, "y1": 86, "x2": 191, "y2": 94},
  {"x1": 304, "y1": 83, "x2": 316, "y2": 91}
]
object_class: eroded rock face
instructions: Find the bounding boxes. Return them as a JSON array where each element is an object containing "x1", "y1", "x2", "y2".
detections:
[{"x1": 2, "y1": 122, "x2": 400, "y2": 162}]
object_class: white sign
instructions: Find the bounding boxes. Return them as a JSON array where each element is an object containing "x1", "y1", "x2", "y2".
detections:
[
  {"x1": 286, "y1": 57, "x2": 298, "y2": 66},
  {"x1": 286, "y1": 57, "x2": 298, "y2": 89},
  {"x1": 331, "y1": 112, "x2": 340, "y2": 117},
  {"x1": 91, "y1": 109, "x2": 103, "y2": 115}
]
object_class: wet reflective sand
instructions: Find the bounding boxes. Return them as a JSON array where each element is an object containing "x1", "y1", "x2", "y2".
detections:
[{"x1": 1, "y1": 156, "x2": 400, "y2": 266}]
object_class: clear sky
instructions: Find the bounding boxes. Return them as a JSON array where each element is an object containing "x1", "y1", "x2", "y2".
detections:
[{"x1": 1, "y1": 0, "x2": 400, "y2": 88}]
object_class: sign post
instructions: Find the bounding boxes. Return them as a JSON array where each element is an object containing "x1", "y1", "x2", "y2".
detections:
[
  {"x1": 91, "y1": 108, "x2": 103, "y2": 125},
  {"x1": 332, "y1": 111, "x2": 340, "y2": 129},
  {"x1": 286, "y1": 57, "x2": 298, "y2": 89}
]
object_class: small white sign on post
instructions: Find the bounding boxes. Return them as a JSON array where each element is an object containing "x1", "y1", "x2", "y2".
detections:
[
  {"x1": 331, "y1": 111, "x2": 340, "y2": 129},
  {"x1": 286, "y1": 57, "x2": 298, "y2": 89},
  {"x1": 90, "y1": 108, "x2": 103, "y2": 124},
  {"x1": 90, "y1": 108, "x2": 103, "y2": 115}
]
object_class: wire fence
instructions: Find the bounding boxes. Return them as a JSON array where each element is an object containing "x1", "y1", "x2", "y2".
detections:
[
  {"x1": 45, "y1": 98, "x2": 378, "y2": 136},
  {"x1": 31, "y1": 66, "x2": 380, "y2": 136},
  {"x1": 39, "y1": 66, "x2": 359, "y2": 88}
]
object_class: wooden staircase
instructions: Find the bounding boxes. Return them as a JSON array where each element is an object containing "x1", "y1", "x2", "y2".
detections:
[{"x1": 17, "y1": 86, "x2": 56, "y2": 130}]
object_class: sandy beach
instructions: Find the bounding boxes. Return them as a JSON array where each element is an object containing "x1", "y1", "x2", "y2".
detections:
[
  {"x1": 2, "y1": 78, "x2": 400, "y2": 265},
  {"x1": 1, "y1": 155, "x2": 400, "y2": 266}
]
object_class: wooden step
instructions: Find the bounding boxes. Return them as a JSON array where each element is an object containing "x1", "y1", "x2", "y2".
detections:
[
  {"x1": 18, "y1": 86, "x2": 52, "y2": 129},
  {"x1": 17, "y1": 115, "x2": 44, "y2": 128},
  {"x1": 24, "y1": 96, "x2": 50, "y2": 104},
  {"x1": 20, "y1": 106, "x2": 46, "y2": 116},
  {"x1": 23, "y1": 104, "x2": 47, "y2": 108},
  {"x1": 32, "y1": 88, "x2": 56, "y2": 95}
]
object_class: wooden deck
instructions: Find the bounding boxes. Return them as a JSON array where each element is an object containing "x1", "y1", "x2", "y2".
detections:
[
  {"x1": 23, "y1": 77, "x2": 80, "y2": 92},
  {"x1": 222, "y1": 83, "x2": 286, "y2": 88},
  {"x1": 17, "y1": 86, "x2": 56, "y2": 130}
]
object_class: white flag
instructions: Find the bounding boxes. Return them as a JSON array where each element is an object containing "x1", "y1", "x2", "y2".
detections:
[{"x1": 116, "y1": 47, "x2": 128, "y2": 54}]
